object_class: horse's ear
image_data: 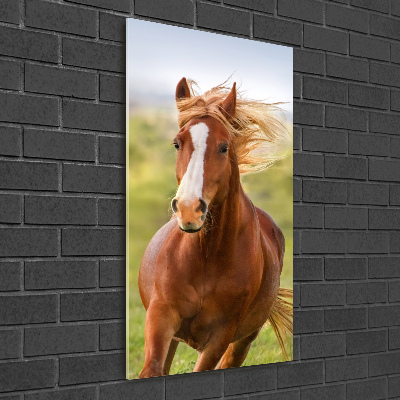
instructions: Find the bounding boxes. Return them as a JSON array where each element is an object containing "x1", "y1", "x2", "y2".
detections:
[
  {"x1": 220, "y1": 82, "x2": 236, "y2": 120},
  {"x1": 176, "y1": 77, "x2": 191, "y2": 101}
]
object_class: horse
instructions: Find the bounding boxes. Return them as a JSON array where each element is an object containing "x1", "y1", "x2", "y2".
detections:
[{"x1": 138, "y1": 77, "x2": 293, "y2": 378}]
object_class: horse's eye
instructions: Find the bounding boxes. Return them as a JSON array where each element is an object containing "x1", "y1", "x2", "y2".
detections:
[
  {"x1": 174, "y1": 142, "x2": 180, "y2": 150},
  {"x1": 219, "y1": 145, "x2": 228, "y2": 154}
]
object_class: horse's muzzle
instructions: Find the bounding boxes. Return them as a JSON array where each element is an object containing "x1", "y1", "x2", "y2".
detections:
[{"x1": 179, "y1": 225, "x2": 203, "y2": 233}]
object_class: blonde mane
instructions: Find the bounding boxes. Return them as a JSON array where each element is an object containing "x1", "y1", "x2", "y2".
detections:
[{"x1": 176, "y1": 80, "x2": 290, "y2": 174}]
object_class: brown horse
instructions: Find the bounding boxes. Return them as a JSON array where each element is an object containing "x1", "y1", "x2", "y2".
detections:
[{"x1": 138, "y1": 78, "x2": 293, "y2": 378}]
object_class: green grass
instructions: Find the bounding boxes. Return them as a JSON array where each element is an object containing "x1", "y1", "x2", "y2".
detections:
[{"x1": 128, "y1": 110, "x2": 293, "y2": 379}]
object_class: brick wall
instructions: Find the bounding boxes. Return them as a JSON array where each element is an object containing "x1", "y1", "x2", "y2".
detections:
[{"x1": 0, "y1": 0, "x2": 399, "y2": 399}]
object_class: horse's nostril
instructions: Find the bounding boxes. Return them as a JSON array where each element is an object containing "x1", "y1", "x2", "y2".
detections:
[
  {"x1": 171, "y1": 198, "x2": 178, "y2": 213},
  {"x1": 199, "y1": 197, "x2": 207, "y2": 221}
]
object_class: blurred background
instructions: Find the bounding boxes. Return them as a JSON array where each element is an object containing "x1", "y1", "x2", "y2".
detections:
[{"x1": 127, "y1": 19, "x2": 293, "y2": 379}]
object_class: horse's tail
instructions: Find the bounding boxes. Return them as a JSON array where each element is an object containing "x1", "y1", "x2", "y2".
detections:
[{"x1": 268, "y1": 287, "x2": 293, "y2": 361}]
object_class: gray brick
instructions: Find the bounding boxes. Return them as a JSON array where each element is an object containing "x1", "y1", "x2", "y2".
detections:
[
  {"x1": 254, "y1": 14, "x2": 302, "y2": 46},
  {"x1": 63, "y1": 38, "x2": 124, "y2": 73},
  {"x1": 0, "y1": 194, "x2": 21, "y2": 224},
  {"x1": 391, "y1": 232, "x2": 400, "y2": 253},
  {"x1": 63, "y1": 99, "x2": 124, "y2": 133},
  {"x1": 369, "y1": 352, "x2": 400, "y2": 377},
  {"x1": 389, "y1": 375, "x2": 400, "y2": 398},
  {"x1": 326, "y1": 356, "x2": 367, "y2": 382},
  {"x1": 325, "y1": 105, "x2": 367, "y2": 131},
  {"x1": 293, "y1": 205, "x2": 323, "y2": 228},
  {"x1": 0, "y1": 59, "x2": 20, "y2": 90},
  {"x1": 327, "y1": 54, "x2": 369, "y2": 82},
  {"x1": 0, "y1": 262, "x2": 21, "y2": 291},
  {"x1": 369, "y1": 256, "x2": 400, "y2": 278},
  {"x1": 304, "y1": 25, "x2": 348, "y2": 54},
  {"x1": 303, "y1": 180, "x2": 347, "y2": 204},
  {"x1": 349, "y1": 133, "x2": 389, "y2": 157},
  {"x1": 24, "y1": 129, "x2": 95, "y2": 161},
  {"x1": 225, "y1": 365, "x2": 275, "y2": 395},
  {"x1": 293, "y1": 126, "x2": 301, "y2": 150},
  {"x1": 0, "y1": 0, "x2": 20, "y2": 23},
  {"x1": 0, "y1": 330, "x2": 20, "y2": 359},
  {"x1": 325, "y1": 206, "x2": 367, "y2": 230},
  {"x1": 349, "y1": 84, "x2": 389, "y2": 110},
  {"x1": 100, "y1": 259, "x2": 125, "y2": 287},
  {"x1": 392, "y1": 42, "x2": 400, "y2": 64},
  {"x1": 302, "y1": 128, "x2": 347, "y2": 153},
  {"x1": 61, "y1": 291, "x2": 125, "y2": 321},
  {"x1": 325, "y1": 307, "x2": 366, "y2": 331},
  {"x1": 25, "y1": 63, "x2": 96, "y2": 99},
  {"x1": 225, "y1": 0, "x2": 275, "y2": 13},
  {"x1": 100, "y1": 74, "x2": 125, "y2": 103},
  {"x1": 99, "y1": 198, "x2": 125, "y2": 226},
  {"x1": 293, "y1": 153, "x2": 323, "y2": 177},
  {"x1": 326, "y1": 3, "x2": 368, "y2": 33},
  {"x1": 293, "y1": 73, "x2": 301, "y2": 98},
  {"x1": 369, "y1": 304, "x2": 400, "y2": 327},
  {"x1": 370, "y1": 111, "x2": 400, "y2": 135},
  {"x1": 301, "y1": 283, "x2": 346, "y2": 307},
  {"x1": 0, "y1": 228, "x2": 58, "y2": 257},
  {"x1": 392, "y1": 137, "x2": 400, "y2": 158},
  {"x1": 0, "y1": 26, "x2": 58, "y2": 62},
  {"x1": 252, "y1": 390, "x2": 300, "y2": 400},
  {"x1": 277, "y1": 361, "x2": 323, "y2": 388},
  {"x1": 0, "y1": 92, "x2": 58, "y2": 126},
  {"x1": 100, "y1": 13, "x2": 125, "y2": 42},
  {"x1": 294, "y1": 49, "x2": 325, "y2": 75},
  {"x1": 325, "y1": 257, "x2": 367, "y2": 280},
  {"x1": 293, "y1": 257, "x2": 323, "y2": 281},
  {"x1": 370, "y1": 62, "x2": 400, "y2": 87},
  {"x1": 25, "y1": 324, "x2": 96, "y2": 356},
  {"x1": 393, "y1": 0, "x2": 400, "y2": 16},
  {"x1": 370, "y1": 14, "x2": 400, "y2": 40},
  {"x1": 294, "y1": 101, "x2": 323, "y2": 126},
  {"x1": 25, "y1": 260, "x2": 97, "y2": 290},
  {"x1": 347, "y1": 281, "x2": 387, "y2": 304},
  {"x1": 100, "y1": 322, "x2": 124, "y2": 350},
  {"x1": 25, "y1": 387, "x2": 97, "y2": 400},
  {"x1": 325, "y1": 155, "x2": 367, "y2": 180},
  {"x1": 350, "y1": 33, "x2": 390, "y2": 61},
  {"x1": 0, "y1": 294, "x2": 57, "y2": 325},
  {"x1": 389, "y1": 327, "x2": 400, "y2": 350},
  {"x1": 294, "y1": 310, "x2": 324, "y2": 334},
  {"x1": 347, "y1": 330, "x2": 387, "y2": 355},
  {"x1": 293, "y1": 178, "x2": 302, "y2": 202},
  {"x1": 303, "y1": 76, "x2": 347, "y2": 104},
  {"x1": 370, "y1": 209, "x2": 400, "y2": 230},
  {"x1": 60, "y1": 353, "x2": 125, "y2": 385},
  {"x1": 350, "y1": 0, "x2": 389, "y2": 12},
  {"x1": 389, "y1": 280, "x2": 400, "y2": 302},
  {"x1": 62, "y1": 228, "x2": 124, "y2": 256},
  {"x1": 347, "y1": 377, "x2": 387, "y2": 400},
  {"x1": 25, "y1": 195, "x2": 96, "y2": 225},
  {"x1": 65, "y1": 0, "x2": 130, "y2": 12},
  {"x1": 63, "y1": 164, "x2": 124, "y2": 194},
  {"x1": 392, "y1": 90, "x2": 400, "y2": 111},
  {"x1": 391, "y1": 185, "x2": 400, "y2": 205},
  {"x1": 301, "y1": 384, "x2": 345, "y2": 400},
  {"x1": 348, "y1": 182, "x2": 389, "y2": 205},
  {"x1": 100, "y1": 379, "x2": 164, "y2": 400},
  {"x1": 348, "y1": 231, "x2": 389, "y2": 254},
  {"x1": 0, "y1": 359, "x2": 55, "y2": 392},
  {"x1": 302, "y1": 231, "x2": 347, "y2": 254},
  {"x1": 278, "y1": 0, "x2": 323, "y2": 23},
  {"x1": 99, "y1": 136, "x2": 125, "y2": 164},
  {"x1": 136, "y1": 0, "x2": 194, "y2": 25},
  {"x1": 0, "y1": 126, "x2": 21, "y2": 156},
  {"x1": 370, "y1": 159, "x2": 400, "y2": 182},
  {"x1": 26, "y1": 0, "x2": 96, "y2": 37}
]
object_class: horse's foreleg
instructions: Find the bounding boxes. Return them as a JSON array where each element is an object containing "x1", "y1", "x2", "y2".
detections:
[
  {"x1": 139, "y1": 302, "x2": 181, "y2": 378},
  {"x1": 217, "y1": 329, "x2": 259, "y2": 369},
  {"x1": 193, "y1": 327, "x2": 236, "y2": 372},
  {"x1": 163, "y1": 339, "x2": 179, "y2": 375}
]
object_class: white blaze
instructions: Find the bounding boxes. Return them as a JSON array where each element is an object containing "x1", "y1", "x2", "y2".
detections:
[{"x1": 176, "y1": 122, "x2": 209, "y2": 202}]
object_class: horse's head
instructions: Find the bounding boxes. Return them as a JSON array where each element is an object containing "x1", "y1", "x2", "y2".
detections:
[{"x1": 171, "y1": 78, "x2": 237, "y2": 233}]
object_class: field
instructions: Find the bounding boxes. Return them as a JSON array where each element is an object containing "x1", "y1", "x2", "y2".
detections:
[{"x1": 127, "y1": 108, "x2": 293, "y2": 379}]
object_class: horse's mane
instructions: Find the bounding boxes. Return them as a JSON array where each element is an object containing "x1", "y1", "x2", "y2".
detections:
[{"x1": 176, "y1": 79, "x2": 290, "y2": 174}]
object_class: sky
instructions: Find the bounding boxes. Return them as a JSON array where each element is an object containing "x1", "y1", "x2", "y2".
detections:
[{"x1": 127, "y1": 19, "x2": 293, "y2": 115}]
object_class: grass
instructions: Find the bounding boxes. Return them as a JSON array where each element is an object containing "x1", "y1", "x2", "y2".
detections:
[{"x1": 127, "y1": 110, "x2": 293, "y2": 379}]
